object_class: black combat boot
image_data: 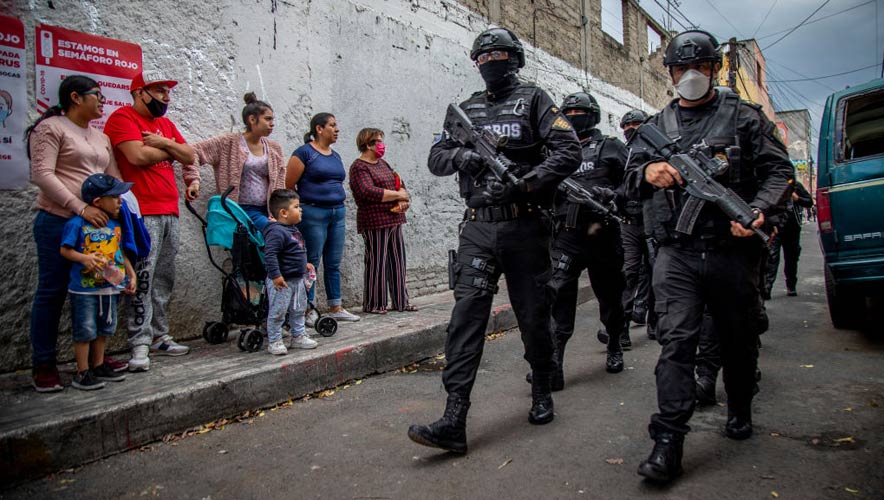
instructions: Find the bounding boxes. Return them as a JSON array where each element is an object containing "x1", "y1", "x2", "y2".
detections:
[
  {"x1": 725, "y1": 410, "x2": 753, "y2": 440},
  {"x1": 408, "y1": 395, "x2": 470, "y2": 453},
  {"x1": 632, "y1": 301, "x2": 648, "y2": 325},
  {"x1": 528, "y1": 371, "x2": 555, "y2": 425},
  {"x1": 637, "y1": 432, "x2": 684, "y2": 482},
  {"x1": 620, "y1": 318, "x2": 632, "y2": 350},
  {"x1": 695, "y1": 375, "x2": 717, "y2": 406},
  {"x1": 596, "y1": 328, "x2": 609, "y2": 345},
  {"x1": 647, "y1": 322, "x2": 657, "y2": 340},
  {"x1": 606, "y1": 348, "x2": 624, "y2": 373}
]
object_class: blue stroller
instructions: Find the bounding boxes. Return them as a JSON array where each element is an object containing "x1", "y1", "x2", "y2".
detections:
[{"x1": 186, "y1": 187, "x2": 337, "y2": 352}]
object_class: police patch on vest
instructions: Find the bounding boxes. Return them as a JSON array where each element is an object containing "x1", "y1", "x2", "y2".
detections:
[
  {"x1": 576, "y1": 161, "x2": 595, "y2": 174},
  {"x1": 481, "y1": 123, "x2": 522, "y2": 139},
  {"x1": 551, "y1": 116, "x2": 573, "y2": 131}
]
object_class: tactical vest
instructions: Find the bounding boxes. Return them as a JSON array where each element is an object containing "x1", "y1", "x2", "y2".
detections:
[
  {"x1": 555, "y1": 135, "x2": 610, "y2": 224},
  {"x1": 647, "y1": 92, "x2": 747, "y2": 243},
  {"x1": 458, "y1": 86, "x2": 544, "y2": 203}
]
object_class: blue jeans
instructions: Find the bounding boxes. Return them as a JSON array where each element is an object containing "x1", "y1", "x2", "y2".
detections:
[
  {"x1": 240, "y1": 204, "x2": 270, "y2": 232},
  {"x1": 297, "y1": 204, "x2": 346, "y2": 307},
  {"x1": 30, "y1": 210, "x2": 73, "y2": 364},
  {"x1": 70, "y1": 293, "x2": 119, "y2": 342}
]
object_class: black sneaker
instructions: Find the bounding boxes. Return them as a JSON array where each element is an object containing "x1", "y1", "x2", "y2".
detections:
[
  {"x1": 93, "y1": 363, "x2": 127, "y2": 382},
  {"x1": 72, "y1": 370, "x2": 106, "y2": 391}
]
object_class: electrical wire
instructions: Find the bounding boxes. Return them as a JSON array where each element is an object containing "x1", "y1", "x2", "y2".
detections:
[
  {"x1": 755, "y1": 0, "x2": 873, "y2": 41},
  {"x1": 700, "y1": 0, "x2": 745, "y2": 39},
  {"x1": 767, "y1": 64, "x2": 880, "y2": 83},
  {"x1": 762, "y1": 0, "x2": 832, "y2": 51},
  {"x1": 752, "y1": 0, "x2": 779, "y2": 38}
]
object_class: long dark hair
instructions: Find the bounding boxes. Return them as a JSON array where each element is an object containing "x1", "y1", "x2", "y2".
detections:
[
  {"x1": 242, "y1": 92, "x2": 272, "y2": 131},
  {"x1": 303, "y1": 112, "x2": 334, "y2": 144},
  {"x1": 26, "y1": 75, "x2": 100, "y2": 156}
]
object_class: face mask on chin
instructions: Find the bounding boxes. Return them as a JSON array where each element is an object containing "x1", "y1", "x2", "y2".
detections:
[
  {"x1": 143, "y1": 90, "x2": 169, "y2": 118},
  {"x1": 624, "y1": 128, "x2": 636, "y2": 141},
  {"x1": 674, "y1": 69, "x2": 712, "y2": 102}
]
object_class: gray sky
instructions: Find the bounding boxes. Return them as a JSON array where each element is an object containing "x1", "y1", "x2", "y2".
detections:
[{"x1": 638, "y1": 0, "x2": 884, "y2": 159}]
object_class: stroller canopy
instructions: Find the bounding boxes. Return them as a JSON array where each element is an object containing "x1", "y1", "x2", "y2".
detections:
[{"x1": 206, "y1": 195, "x2": 265, "y2": 250}]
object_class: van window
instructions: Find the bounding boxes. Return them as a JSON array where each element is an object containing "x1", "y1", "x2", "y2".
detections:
[{"x1": 841, "y1": 89, "x2": 884, "y2": 161}]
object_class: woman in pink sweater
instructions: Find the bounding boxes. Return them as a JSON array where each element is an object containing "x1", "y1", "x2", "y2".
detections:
[
  {"x1": 27, "y1": 75, "x2": 124, "y2": 392},
  {"x1": 193, "y1": 93, "x2": 286, "y2": 230}
]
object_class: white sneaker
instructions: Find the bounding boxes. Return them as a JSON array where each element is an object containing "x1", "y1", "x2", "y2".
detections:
[
  {"x1": 305, "y1": 309, "x2": 319, "y2": 328},
  {"x1": 150, "y1": 335, "x2": 190, "y2": 356},
  {"x1": 326, "y1": 308, "x2": 361, "y2": 322},
  {"x1": 289, "y1": 334, "x2": 318, "y2": 349},
  {"x1": 268, "y1": 340, "x2": 288, "y2": 355},
  {"x1": 129, "y1": 345, "x2": 150, "y2": 372}
]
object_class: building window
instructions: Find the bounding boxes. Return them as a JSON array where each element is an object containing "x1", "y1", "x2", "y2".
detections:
[
  {"x1": 647, "y1": 24, "x2": 662, "y2": 54},
  {"x1": 756, "y1": 61, "x2": 763, "y2": 87},
  {"x1": 601, "y1": 0, "x2": 624, "y2": 45}
]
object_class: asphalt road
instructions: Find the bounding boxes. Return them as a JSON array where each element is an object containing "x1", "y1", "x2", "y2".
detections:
[{"x1": 5, "y1": 224, "x2": 883, "y2": 500}]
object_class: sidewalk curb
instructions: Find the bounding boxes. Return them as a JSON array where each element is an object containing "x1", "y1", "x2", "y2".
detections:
[{"x1": 0, "y1": 282, "x2": 594, "y2": 485}]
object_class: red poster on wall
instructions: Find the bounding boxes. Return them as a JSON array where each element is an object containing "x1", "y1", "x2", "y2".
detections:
[
  {"x1": 35, "y1": 24, "x2": 142, "y2": 130},
  {"x1": 0, "y1": 15, "x2": 28, "y2": 189}
]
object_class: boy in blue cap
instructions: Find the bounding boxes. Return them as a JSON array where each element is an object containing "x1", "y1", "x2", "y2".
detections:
[{"x1": 60, "y1": 173, "x2": 137, "y2": 390}]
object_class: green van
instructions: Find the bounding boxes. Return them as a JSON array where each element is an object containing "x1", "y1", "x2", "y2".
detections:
[{"x1": 817, "y1": 77, "x2": 884, "y2": 329}]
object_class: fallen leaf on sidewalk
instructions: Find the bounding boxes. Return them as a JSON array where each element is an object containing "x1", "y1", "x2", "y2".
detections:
[
  {"x1": 834, "y1": 436, "x2": 855, "y2": 444},
  {"x1": 800, "y1": 364, "x2": 814, "y2": 368},
  {"x1": 605, "y1": 458, "x2": 624, "y2": 465},
  {"x1": 218, "y1": 450, "x2": 228, "y2": 454},
  {"x1": 498, "y1": 458, "x2": 513, "y2": 470},
  {"x1": 355, "y1": 379, "x2": 363, "y2": 385},
  {"x1": 770, "y1": 433, "x2": 781, "y2": 437},
  {"x1": 842, "y1": 407, "x2": 854, "y2": 412},
  {"x1": 258, "y1": 411, "x2": 266, "y2": 417},
  {"x1": 771, "y1": 491, "x2": 779, "y2": 498},
  {"x1": 760, "y1": 475, "x2": 775, "y2": 480},
  {"x1": 811, "y1": 438, "x2": 821, "y2": 445},
  {"x1": 59, "y1": 479, "x2": 75, "y2": 484},
  {"x1": 870, "y1": 399, "x2": 879, "y2": 408},
  {"x1": 845, "y1": 487, "x2": 859, "y2": 494}
]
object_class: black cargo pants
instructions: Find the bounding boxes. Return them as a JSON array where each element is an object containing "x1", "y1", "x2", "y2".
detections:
[
  {"x1": 621, "y1": 221, "x2": 651, "y2": 320},
  {"x1": 442, "y1": 215, "x2": 556, "y2": 397},
  {"x1": 650, "y1": 241, "x2": 764, "y2": 436}
]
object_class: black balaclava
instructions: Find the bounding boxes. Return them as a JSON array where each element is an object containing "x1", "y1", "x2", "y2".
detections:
[{"x1": 480, "y1": 58, "x2": 519, "y2": 96}]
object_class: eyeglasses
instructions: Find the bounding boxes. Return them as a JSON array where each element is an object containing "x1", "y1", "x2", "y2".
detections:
[
  {"x1": 476, "y1": 50, "x2": 509, "y2": 65},
  {"x1": 80, "y1": 90, "x2": 106, "y2": 102}
]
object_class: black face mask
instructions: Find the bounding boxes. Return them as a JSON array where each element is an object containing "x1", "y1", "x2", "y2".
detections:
[
  {"x1": 624, "y1": 128, "x2": 636, "y2": 141},
  {"x1": 143, "y1": 90, "x2": 168, "y2": 118},
  {"x1": 479, "y1": 60, "x2": 512, "y2": 90},
  {"x1": 567, "y1": 114, "x2": 597, "y2": 138}
]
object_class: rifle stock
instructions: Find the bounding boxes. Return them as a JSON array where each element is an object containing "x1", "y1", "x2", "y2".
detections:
[{"x1": 444, "y1": 104, "x2": 521, "y2": 186}]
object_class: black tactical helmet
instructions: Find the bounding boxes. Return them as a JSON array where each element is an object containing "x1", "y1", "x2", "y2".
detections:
[
  {"x1": 470, "y1": 27, "x2": 526, "y2": 69},
  {"x1": 663, "y1": 30, "x2": 721, "y2": 67},
  {"x1": 620, "y1": 109, "x2": 649, "y2": 129},
  {"x1": 562, "y1": 91, "x2": 601, "y2": 130}
]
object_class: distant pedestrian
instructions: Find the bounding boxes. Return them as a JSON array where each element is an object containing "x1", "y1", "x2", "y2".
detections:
[
  {"x1": 764, "y1": 180, "x2": 814, "y2": 297},
  {"x1": 194, "y1": 92, "x2": 286, "y2": 231},
  {"x1": 263, "y1": 189, "x2": 318, "y2": 355},
  {"x1": 285, "y1": 113, "x2": 360, "y2": 324},
  {"x1": 27, "y1": 74, "x2": 127, "y2": 392},
  {"x1": 104, "y1": 69, "x2": 202, "y2": 372},
  {"x1": 349, "y1": 128, "x2": 415, "y2": 314},
  {"x1": 60, "y1": 174, "x2": 137, "y2": 390}
]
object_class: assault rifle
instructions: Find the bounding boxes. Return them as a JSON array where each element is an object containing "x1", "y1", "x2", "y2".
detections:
[
  {"x1": 558, "y1": 178, "x2": 624, "y2": 224},
  {"x1": 443, "y1": 103, "x2": 521, "y2": 187},
  {"x1": 631, "y1": 123, "x2": 770, "y2": 243}
]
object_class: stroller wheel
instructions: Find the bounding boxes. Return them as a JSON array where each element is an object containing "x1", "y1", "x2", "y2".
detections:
[
  {"x1": 203, "y1": 322, "x2": 229, "y2": 344},
  {"x1": 237, "y1": 330, "x2": 248, "y2": 351},
  {"x1": 244, "y1": 328, "x2": 265, "y2": 352},
  {"x1": 315, "y1": 317, "x2": 338, "y2": 337}
]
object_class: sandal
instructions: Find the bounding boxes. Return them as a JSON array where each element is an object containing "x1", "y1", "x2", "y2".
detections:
[
  {"x1": 399, "y1": 304, "x2": 418, "y2": 312},
  {"x1": 364, "y1": 308, "x2": 387, "y2": 314}
]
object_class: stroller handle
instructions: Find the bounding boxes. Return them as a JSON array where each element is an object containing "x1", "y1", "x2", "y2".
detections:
[
  {"x1": 219, "y1": 186, "x2": 259, "y2": 235},
  {"x1": 184, "y1": 198, "x2": 207, "y2": 226}
]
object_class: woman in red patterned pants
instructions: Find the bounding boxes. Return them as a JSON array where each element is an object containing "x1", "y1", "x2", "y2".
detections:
[{"x1": 348, "y1": 128, "x2": 416, "y2": 314}]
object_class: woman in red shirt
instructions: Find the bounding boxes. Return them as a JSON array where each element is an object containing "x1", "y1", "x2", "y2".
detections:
[{"x1": 348, "y1": 128, "x2": 415, "y2": 314}]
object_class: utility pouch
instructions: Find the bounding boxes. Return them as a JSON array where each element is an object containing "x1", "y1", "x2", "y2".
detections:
[{"x1": 448, "y1": 249, "x2": 458, "y2": 290}]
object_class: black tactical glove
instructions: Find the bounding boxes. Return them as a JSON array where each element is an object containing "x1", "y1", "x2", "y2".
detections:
[
  {"x1": 590, "y1": 186, "x2": 617, "y2": 204},
  {"x1": 482, "y1": 178, "x2": 525, "y2": 205},
  {"x1": 454, "y1": 148, "x2": 486, "y2": 177}
]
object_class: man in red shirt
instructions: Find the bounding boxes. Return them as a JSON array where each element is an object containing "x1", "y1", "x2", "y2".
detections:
[{"x1": 104, "y1": 70, "x2": 201, "y2": 372}]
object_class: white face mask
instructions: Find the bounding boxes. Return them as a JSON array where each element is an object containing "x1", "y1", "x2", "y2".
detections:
[{"x1": 675, "y1": 69, "x2": 712, "y2": 101}]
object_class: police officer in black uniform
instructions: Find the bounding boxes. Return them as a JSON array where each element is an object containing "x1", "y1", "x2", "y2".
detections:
[
  {"x1": 407, "y1": 27, "x2": 580, "y2": 454},
  {"x1": 625, "y1": 30, "x2": 792, "y2": 482},
  {"x1": 620, "y1": 109, "x2": 653, "y2": 332},
  {"x1": 547, "y1": 91, "x2": 629, "y2": 385},
  {"x1": 764, "y1": 179, "x2": 813, "y2": 297}
]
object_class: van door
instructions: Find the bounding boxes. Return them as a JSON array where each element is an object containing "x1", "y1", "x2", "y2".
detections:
[{"x1": 827, "y1": 86, "x2": 884, "y2": 253}]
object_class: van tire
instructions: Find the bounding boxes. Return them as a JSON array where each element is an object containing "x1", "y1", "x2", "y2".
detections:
[{"x1": 824, "y1": 265, "x2": 864, "y2": 329}]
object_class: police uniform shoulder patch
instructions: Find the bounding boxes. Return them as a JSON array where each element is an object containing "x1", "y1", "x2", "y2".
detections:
[
  {"x1": 551, "y1": 106, "x2": 559, "y2": 113},
  {"x1": 551, "y1": 115, "x2": 573, "y2": 131}
]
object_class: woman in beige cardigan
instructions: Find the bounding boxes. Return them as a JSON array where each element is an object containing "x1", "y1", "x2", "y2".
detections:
[{"x1": 194, "y1": 93, "x2": 285, "y2": 230}]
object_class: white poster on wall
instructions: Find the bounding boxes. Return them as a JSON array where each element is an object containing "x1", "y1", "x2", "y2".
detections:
[{"x1": 0, "y1": 15, "x2": 28, "y2": 189}]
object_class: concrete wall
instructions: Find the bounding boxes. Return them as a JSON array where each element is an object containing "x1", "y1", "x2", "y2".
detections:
[
  {"x1": 0, "y1": 0, "x2": 657, "y2": 372},
  {"x1": 777, "y1": 109, "x2": 816, "y2": 191}
]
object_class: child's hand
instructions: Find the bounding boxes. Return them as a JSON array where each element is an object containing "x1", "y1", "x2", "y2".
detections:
[
  {"x1": 306, "y1": 263, "x2": 315, "y2": 273},
  {"x1": 272, "y1": 276, "x2": 288, "y2": 290},
  {"x1": 124, "y1": 273, "x2": 137, "y2": 294},
  {"x1": 82, "y1": 253, "x2": 106, "y2": 273}
]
